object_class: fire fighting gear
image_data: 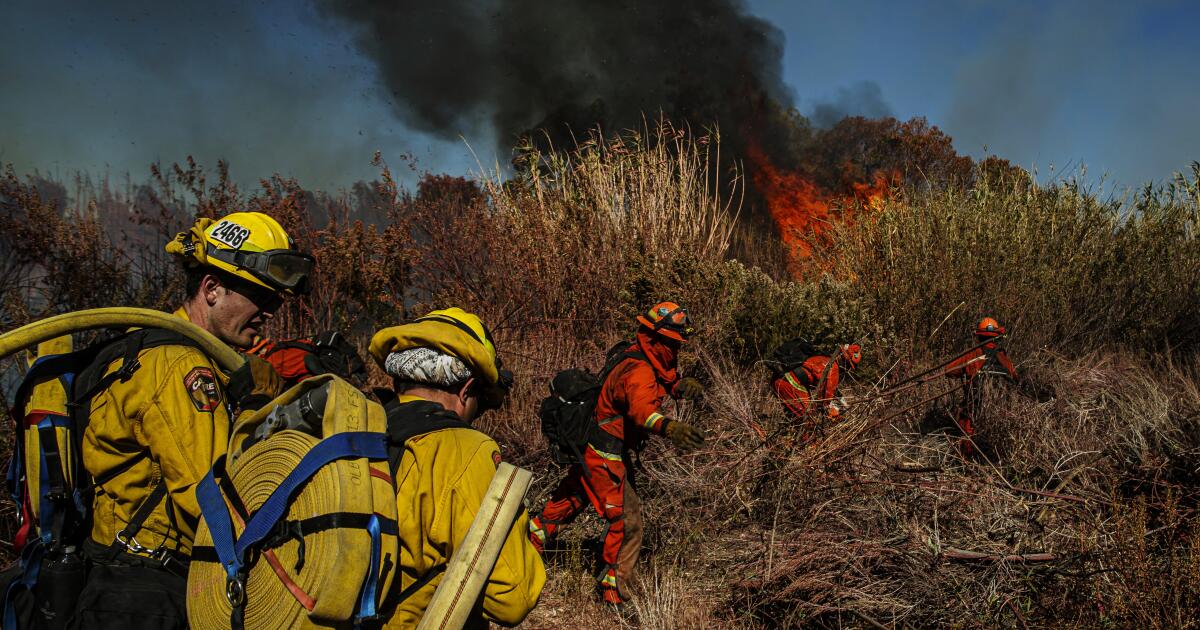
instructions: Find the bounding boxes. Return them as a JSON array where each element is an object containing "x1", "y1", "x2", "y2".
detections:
[
  {"x1": 975, "y1": 317, "x2": 1005, "y2": 338},
  {"x1": 533, "y1": 329, "x2": 688, "y2": 601},
  {"x1": 71, "y1": 561, "x2": 189, "y2": 629},
  {"x1": 225, "y1": 354, "x2": 284, "y2": 412},
  {"x1": 165, "y1": 212, "x2": 313, "y2": 295},
  {"x1": 839, "y1": 343, "x2": 862, "y2": 368},
  {"x1": 0, "y1": 307, "x2": 243, "y2": 370},
  {"x1": 945, "y1": 343, "x2": 1017, "y2": 382},
  {"x1": 594, "y1": 331, "x2": 681, "y2": 445},
  {"x1": 188, "y1": 376, "x2": 402, "y2": 629},
  {"x1": 664, "y1": 420, "x2": 705, "y2": 450},
  {"x1": 248, "y1": 331, "x2": 367, "y2": 386},
  {"x1": 384, "y1": 347, "x2": 472, "y2": 385},
  {"x1": 384, "y1": 394, "x2": 545, "y2": 627},
  {"x1": 773, "y1": 353, "x2": 845, "y2": 419},
  {"x1": 674, "y1": 376, "x2": 705, "y2": 400},
  {"x1": 69, "y1": 308, "x2": 254, "y2": 626},
  {"x1": 422, "y1": 461, "x2": 534, "y2": 629},
  {"x1": 83, "y1": 308, "x2": 237, "y2": 559},
  {"x1": 945, "y1": 333, "x2": 1018, "y2": 456},
  {"x1": 369, "y1": 308, "x2": 510, "y2": 409},
  {"x1": 635, "y1": 301, "x2": 693, "y2": 343},
  {"x1": 0, "y1": 307, "x2": 245, "y2": 630},
  {"x1": 531, "y1": 446, "x2": 644, "y2": 602}
]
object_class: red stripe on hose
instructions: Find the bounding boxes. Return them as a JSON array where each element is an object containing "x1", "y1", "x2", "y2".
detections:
[
  {"x1": 230, "y1": 506, "x2": 317, "y2": 612},
  {"x1": 369, "y1": 467, "x2": 393, "y2": 485}
]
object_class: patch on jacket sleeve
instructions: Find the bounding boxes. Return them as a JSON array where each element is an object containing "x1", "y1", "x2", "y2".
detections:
[{"x1": 184, "y1": 367, "x2": 221, "y2": 412}]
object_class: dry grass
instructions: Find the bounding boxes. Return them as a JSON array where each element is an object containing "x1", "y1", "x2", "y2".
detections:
[{"x1": 3, "y1": 129, "x2": 1200, "y2": 626}]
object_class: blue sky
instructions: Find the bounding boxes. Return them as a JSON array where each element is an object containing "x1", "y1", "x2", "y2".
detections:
[{"x1": 2, "y1": 0, "x2": 1197, "y2": 192}]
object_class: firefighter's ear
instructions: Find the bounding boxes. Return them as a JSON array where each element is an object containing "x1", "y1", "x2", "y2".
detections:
[
  {"x1": 456, "y1": 377, "x2": 477, "y2": 403},
  {"x1": 200, "y1": 273, "x2": 223, "y2": 306}
]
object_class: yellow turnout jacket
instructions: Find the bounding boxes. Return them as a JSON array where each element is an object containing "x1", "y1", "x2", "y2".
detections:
[
  {"x1": 83, "y1": 307, "x2": 232, "y2": 556},
  {"x1": 383, "y1": 394, "x2": 545, "y2": 628}
]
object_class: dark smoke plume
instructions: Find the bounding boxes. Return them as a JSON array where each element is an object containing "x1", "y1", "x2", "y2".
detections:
[
  {"x1": 809, "y1": 81, "x2": 893, "y2": 129},
  {"x1": 317, "y1": 0, "x2": 796, "y2": 159}
]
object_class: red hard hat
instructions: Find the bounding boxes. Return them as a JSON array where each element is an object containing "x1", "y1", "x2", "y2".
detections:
[
  {"x1": 839, "y1": 343, "x2": 862, "y2": 368},
  {"x1": 975, "y1": 317, "x2": 1005, "y2": 338},
  {"x1": 636, "y1": 301, "x2": 693, "y2": 343}
]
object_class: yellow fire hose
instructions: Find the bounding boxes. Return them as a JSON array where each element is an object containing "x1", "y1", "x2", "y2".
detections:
[
  {"x1": 188, "y1": 376, "x2": 401, "y2": 629},
  {"x1": 0, "y1": 307, "x2": 244, "y2": 370},
  {"x1": 417, "y1": 462, "x2": 533, "y2": 630}
]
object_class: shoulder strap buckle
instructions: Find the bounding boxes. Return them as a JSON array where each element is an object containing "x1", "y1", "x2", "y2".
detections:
[
  {"x1": 114, "y1": 530, "x2": 151, "y2": 555},
  {"x1": 115, "y1": 356, "x2": 141, "y2": 382}
]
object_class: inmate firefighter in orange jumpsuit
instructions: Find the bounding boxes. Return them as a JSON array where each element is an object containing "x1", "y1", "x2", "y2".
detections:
[
  {"x1": 772, "y1": 343, "x2": 862, "y2": 421},
  {"x1": 528, "y1": 302, "x2": 706, "y2": 605},
  {"x1": 944, "y1": 317, "x2": 1018, "y2": 454}
]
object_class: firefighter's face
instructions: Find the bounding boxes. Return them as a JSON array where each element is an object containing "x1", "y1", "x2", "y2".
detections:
[{"x1": 204, "y1": 274, "x2": 283, "y2": 348}]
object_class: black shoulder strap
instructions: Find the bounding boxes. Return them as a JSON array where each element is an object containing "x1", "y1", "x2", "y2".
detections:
[
  {"x1": 71, "y1": 328, "x2": 199, "y2": 409},
  {"x1": 68, "y1": 328, "x2": 200, "y2": 523},
  {"x1": 600, "y1": 341, "x2": 648, "y2": 383},
  {"x1": 260, "y1": 340, "x2": 317, "y2": 357},
  {"x1": 379, "y1": 391, "x2": 472, "y2": 474}
]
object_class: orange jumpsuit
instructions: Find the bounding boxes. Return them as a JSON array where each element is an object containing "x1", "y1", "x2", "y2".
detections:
[
  {"x1": 773, "y1": 354, "x2": 843, "y2": 420},
  {"x1": 530, "y1": 331, "x2": 683, "y2": 602},
  {"x1": 944, "y1": 341, "x2": 1017, "y2": 453}
]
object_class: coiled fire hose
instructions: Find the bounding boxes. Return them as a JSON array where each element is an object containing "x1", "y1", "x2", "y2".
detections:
[{"x1": 0, "y1": 307, "x2": 244, "y2": 370}]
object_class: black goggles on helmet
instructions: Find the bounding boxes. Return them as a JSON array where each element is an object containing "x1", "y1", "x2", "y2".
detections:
[
  {"x1": 655, "y1": 306, "x2": 693, "y2": 336},
  {"x1": 208, "y1": 247, "x2": 315, "y2": 294}
]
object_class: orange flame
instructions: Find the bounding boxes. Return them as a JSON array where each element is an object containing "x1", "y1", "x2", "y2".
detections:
[
  {"x1": 746, "y1": 143, "x2": 832, "y2": 260},
  {"x1": 747, "y1": 141, "x2": 898, "y2": 271},
  {"x1": 849, "y1": 169, "x2": 898, "y2": 211}
]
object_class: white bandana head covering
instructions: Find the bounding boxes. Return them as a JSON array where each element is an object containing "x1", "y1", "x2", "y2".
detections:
[{"x1": 384, "y1": 347, "x2": 472, "y2": 386}]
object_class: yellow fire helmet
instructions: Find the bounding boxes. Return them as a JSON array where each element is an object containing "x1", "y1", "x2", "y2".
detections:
[
  {"x1": 165, "y1": 212, "x2": 314, "y2": 295},
  {"x1": 369, "y1": 307, "x2": 513, "y2": 409}
]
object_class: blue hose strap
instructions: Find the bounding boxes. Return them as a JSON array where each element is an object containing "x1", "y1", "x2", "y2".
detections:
[
  {"x1": 234, "y1": 432, "x2": 388, "y2": 560},
  {"x1": 196, "y1": 457, "x2": 240, "y2": 580},
  {"x1": 355, "y1": 513, "x2": 383, "y2": 622},
  {"x1": 3, "y1": 541, "x2": 46, "y2": 630}
]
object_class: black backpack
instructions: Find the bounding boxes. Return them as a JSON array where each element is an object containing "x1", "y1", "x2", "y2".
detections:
[
  {"x1": 2, "y1": 328, "x2": 198, "y2": 630},
  {"x1": 539, "y1": 341, "x2": 645, "y2": 465},
  {"x1": 767, "y1": 338, "x2": 820, "y2": 377}
]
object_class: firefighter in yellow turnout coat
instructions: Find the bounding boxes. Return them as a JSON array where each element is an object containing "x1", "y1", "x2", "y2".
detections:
[
  {"x1": 370, "y1": 308, "x2": 545, "y2": 628},
  {"x1": 71, "y1": 213, "x2": 309, "y2": 628}
]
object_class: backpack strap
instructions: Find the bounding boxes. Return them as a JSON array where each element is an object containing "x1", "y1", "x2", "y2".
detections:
[
  {"x1": 69, "y1": 329, "x2": 201, "y2": 549},
  {"x1": 195, "y1": 431, "x2": 390, "y2": 629},
  {"x1": 86, "y1": 481, "x2": 170, "y2": 563},
  {"x1": 259, "y1": 340, "x2": 317, "y2": 357}
]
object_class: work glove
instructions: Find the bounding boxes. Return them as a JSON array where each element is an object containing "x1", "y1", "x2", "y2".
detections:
[
  {"x1": 305, "y1": 331, "x2": 368, "y2": 384},
  {"x1": 227, "y1": 355, "x2": 284, "y2": 412},
  {"x1": 673, "y1": 377, "x2": 705, "y2": 401},
  {"x1": 664, "y1": 420, "x2": 706, "y2": 451}
]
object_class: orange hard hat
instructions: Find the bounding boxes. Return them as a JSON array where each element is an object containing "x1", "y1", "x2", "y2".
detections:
[
  {"x1": 975, "y1": 317, "x2": 1005, "y2": 338},
  {"x1": 636, "y1": 301, "x2": 693, "y2": 343},
  {"x1": 839, "y1": 343, "x2": 862, "y2": 368}
]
